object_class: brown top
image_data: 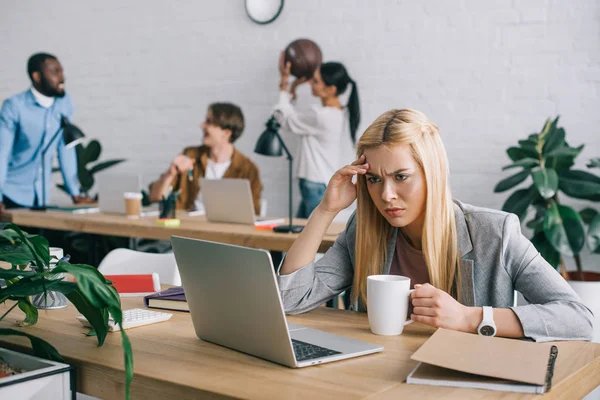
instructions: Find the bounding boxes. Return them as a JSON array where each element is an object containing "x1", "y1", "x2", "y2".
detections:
[
  {"x1": 170, "y1": 145, "x2": 263, "y2": 214},
  {"x1": 389, "y1": 231, "x2": 430, "y2": 288}
]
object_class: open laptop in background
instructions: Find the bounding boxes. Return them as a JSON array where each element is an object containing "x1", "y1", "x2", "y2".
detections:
[
  {"x1": 171, "y1": 236, "x2": 383, "y2": 368},
  {"x1": 96, "y1": 172, "x2": 158, "y2": 216},
  {"x1": 200, "y1": 178, "x2": 284, "y2": 226}
]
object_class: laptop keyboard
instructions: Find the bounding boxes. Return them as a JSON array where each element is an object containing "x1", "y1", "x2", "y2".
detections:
[{"x1": 292, "y1": 339, "x2": 342, "y2": 362}]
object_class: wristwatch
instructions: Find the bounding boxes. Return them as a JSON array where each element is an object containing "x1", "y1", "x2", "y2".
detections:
[{"x1": 477, "y1": 306, "x2": 497, "y2": 337}]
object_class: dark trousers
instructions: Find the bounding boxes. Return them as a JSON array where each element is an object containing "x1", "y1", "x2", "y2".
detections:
[{"x1": 3, "y1": 195, "x2": 37, "y2": 209}]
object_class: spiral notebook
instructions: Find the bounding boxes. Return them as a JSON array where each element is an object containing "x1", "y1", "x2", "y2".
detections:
[{"x1": 406, "y1": 328, "x2": 558, "y2": 394}]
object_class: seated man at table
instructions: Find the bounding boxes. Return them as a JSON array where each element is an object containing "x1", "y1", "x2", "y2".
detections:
[
  {"x1": 149, "y1": 102, "x2": 263, "y2": 215},
  {"x1": 0, "y1": 53, "x2": 92, "y2": 215}
]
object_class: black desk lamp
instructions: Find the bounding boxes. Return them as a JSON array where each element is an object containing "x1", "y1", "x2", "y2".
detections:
[
  {"x1": 35, "y1": 116, "x2": 85, "y2": 209},
  {"x1": 254, "y1": 116, "x2": 303, "y2": 233}
]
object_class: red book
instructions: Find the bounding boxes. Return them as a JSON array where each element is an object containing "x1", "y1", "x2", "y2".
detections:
[{"x1": 104, "y1": 273, "x2": 160, "y2": 296}]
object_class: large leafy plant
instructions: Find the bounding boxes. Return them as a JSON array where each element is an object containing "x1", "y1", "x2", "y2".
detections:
[
  {"x1": 494, "y1": 117, "x2": 600, "y2": 280},
  {"x1": 0, "y1": 224, "x2": 133, "y2": 398},
  {"x1": 54, "y1": 139, "x2": 125, "y2": 197}
]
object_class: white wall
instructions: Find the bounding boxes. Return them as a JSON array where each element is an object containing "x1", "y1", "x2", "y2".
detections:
[{"x1": 1, "y1": 0, "x2": 599, "y2": 267}]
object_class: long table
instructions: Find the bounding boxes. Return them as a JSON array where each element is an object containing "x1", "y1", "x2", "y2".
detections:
[
  {"x1": 0, "y1": 296, "x2": 599, "y2": 399},
  {"x1": 0, "y1": 209, "x2": 345, "y2": 253}
]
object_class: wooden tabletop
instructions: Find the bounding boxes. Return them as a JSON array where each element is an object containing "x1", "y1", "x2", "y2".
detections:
[
  {"x1": 0, "y1": 296, "x2": 598, "y2": 400},
  {"x1": 0, "y1": 209, "x2": 345, "y2": 253}
]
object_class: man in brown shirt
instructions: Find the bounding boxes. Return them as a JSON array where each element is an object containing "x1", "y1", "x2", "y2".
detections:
[{"x1": 149, "y1": 103, "x2": 263, "y2": 214}]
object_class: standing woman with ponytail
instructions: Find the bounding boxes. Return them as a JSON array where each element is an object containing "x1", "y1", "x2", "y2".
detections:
[{"x1": 275, "y1": 53, "x2": 360, "y2": 218}]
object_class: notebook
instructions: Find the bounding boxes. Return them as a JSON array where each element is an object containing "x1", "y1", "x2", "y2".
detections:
[
  {"x1": 406, "y1": 328, "x2": 558, "y2": 394},
  {"x1": 144, "y1": 286, "x2": 188, "y2": 312}
]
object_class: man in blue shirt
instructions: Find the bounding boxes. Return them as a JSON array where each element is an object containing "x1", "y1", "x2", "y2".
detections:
[{"x1": 0, "y1": 53, "x2": 92, "y2": 214}]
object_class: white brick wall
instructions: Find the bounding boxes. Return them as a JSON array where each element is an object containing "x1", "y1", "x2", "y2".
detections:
[{"x1": 1, "y1": 0, "x2": 599, "y2": 268}]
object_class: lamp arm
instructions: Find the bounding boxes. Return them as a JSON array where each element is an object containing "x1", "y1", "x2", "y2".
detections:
[{"x1": 274, "y1": 131, "x2": 293, "y2": 161}]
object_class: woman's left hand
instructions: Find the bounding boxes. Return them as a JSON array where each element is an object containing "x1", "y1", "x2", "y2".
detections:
[{"x1": 410, "y1": 283, "x2": 480, "y2": 333}]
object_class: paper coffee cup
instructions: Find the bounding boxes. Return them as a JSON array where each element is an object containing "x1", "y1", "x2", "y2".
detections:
[{"x1": 124, "y1": 192, "x2": 142, "y2": 219}]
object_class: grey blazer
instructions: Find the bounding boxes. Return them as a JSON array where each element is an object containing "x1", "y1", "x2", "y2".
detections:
[{"x1": 277, "y1": 200, "x2": 594, "y2": 342}]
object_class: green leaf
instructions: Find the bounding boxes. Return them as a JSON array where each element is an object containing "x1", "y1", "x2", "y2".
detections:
[
  {"x1": 141, "y1": 190, "x2": 151, "y2": 207},
  {"x1": 531, "y1": 231, "x2": 561, "y2": 269},
  {"x1": 0, "y1": 328, "x2": 64, "y2": 362},
  {"x1": 580, "y1": 208, "x2": 598, "y2": 225},
  {"x1": 119, "y1": 327, "x2": 134, "y2": 399},
  {"x1": 27, "y1": 235, "x2": 51, "y2": 269},
  {"x1": 0, "y1": 229, "x2": 21, "y2": 244},
  {"x1": 89, "y1": 159, "x2": 126, "y2": 175},
  {"x1": 531, "y1": 167, "x2": 558, "y2": 199},
  {"x1": 546, "y1": 145, "x2": 584, "y2": 172},
  {"x1": 558, "y1": 170, "x2": 600, "y2": 200},
  {"x1": 78, "y1": 169, "x2": 94, "y2": 192},
  {"x1": 507, "y1": 147, "x2": 531, "y2": 162},
  {"x1": 53, "y1": 262, "x2": 119, "y2": 309},
  {"x1": 17, "y1": 297, "x2": 38, "y2": 327},
  {"x1": 501, "y1": 158, "x2": 540, "y2": 171},
  {"x1": 587, "y1": 214, "x2": 600, "y2": 253},
  {"x1": 4, "y1": 224, "x2": 49, "y2": 269},
  {"x1": 543, "y1": 203, "x2": 586, "y2": 256},
  {"x1": 518, "y1": 139, "x2": 538, "y2": 155},
  {"x1": 588, "y1": 158, "x2": 600, "y2": 169},
  {"x1": 0, "y1": 277, "x2": 63, "y2": 297},
  {"x1": 82, "y1": 140, "x2": 102, "y2": 164},
  {"x1": 55, "y1": 283, "x2": 110, "y2": 347},
  {"x1": 502, "y1": 186, "x2": 535, "y2": 221},
  {"x1": 546, "y1": 146, "x2": 581, "y2": 159},
  {"x1": 0, "y1": 267, "x2": 37, "y2": 279},
  {"x1": 542, "y1": 127, "x2": 565, "y2": 156},
  {"x1": 494, "y1": 169, "x2": 530, "y2": 193},
  {"x1": 0, "y1": 242, "x2": 36, "y2": 265}
]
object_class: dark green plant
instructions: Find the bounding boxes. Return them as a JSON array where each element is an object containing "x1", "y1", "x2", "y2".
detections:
[
  {"x1": 494, "y1": 117, "x2": 600, "y2": 280},
  {"x1": 54, "y1": 139, "x2": 125, "y2": 197},
  {"x1": 0, "y1": 224, "x2": 133, "y2": 399}
]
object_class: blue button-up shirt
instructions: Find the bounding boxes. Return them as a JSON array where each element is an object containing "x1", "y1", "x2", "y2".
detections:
[{"x1": 0, "y1": 89, "x2": 80, "y2": 207}]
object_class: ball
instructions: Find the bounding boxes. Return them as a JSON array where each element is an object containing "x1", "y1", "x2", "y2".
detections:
[{"x1": 284, "y1": 39, "x2": 323, "y2": 79}]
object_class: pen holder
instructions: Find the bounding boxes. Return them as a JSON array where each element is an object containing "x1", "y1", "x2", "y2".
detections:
[
  {"x1": 32, "y1": 247, "x2": 68, "y2": 310},
  {"x1": 159, "y1": 197, "x2": 177, "y2": 219}
]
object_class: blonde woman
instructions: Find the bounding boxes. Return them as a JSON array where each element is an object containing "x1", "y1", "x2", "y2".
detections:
[{"x1": 278, "y1": 109, "x2": 594, "y2": 342}]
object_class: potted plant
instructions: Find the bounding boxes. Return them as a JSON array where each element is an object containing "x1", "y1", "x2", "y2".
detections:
[
  {"x1": 494, "y1": 116, "x2": 600, "y2": 340},
  {"x1": 53, "y1": 139, "x2": 126, "y2": 198},
  {"x1": 0, "y1": 224, "x2": 133, "y2": 399}
]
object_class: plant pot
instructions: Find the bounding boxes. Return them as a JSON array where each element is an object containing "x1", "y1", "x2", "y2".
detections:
[
  {"x1": 0, "y1": 347, "x2": 75, "y2": 400},
  {"x1": 567, "y1": 271, "x2": 600, "y2": 343}
]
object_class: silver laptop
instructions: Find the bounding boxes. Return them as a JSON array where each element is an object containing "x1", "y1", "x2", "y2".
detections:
[
  {"x1": 96, "y1": 172, "x2": 157, "y2": 216},
  {"x1": 171, "y1": 236, "x2": 383, "y2": 368},
  {"x1": 200, "y1": 178, "x2": 282, "y2": 225}
]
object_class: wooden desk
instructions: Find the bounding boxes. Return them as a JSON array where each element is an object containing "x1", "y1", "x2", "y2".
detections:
[
  {"x1": 0, "y1": 209, "x2": 344, "y2": 253},
  {"x1": 1, "y1": 296, "x2": 599, "y2": 399}
]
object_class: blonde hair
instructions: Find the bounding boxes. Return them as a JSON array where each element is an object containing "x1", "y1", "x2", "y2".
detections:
[{"x1": 353, "y1": 109, "x2": 460, "y2": 306}]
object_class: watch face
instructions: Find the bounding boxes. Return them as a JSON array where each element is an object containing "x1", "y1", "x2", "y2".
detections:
[{"x1": 480, "y1": 325, "x2": 495, "y2": 336}]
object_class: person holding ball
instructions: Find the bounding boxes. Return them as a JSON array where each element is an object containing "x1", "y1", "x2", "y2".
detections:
[
  {"x1": 275, "y1": 51, "x2": 360, "y2": 219},
  {"x1": 277, "y1": 108, "x2": 594, "y2": 342}
]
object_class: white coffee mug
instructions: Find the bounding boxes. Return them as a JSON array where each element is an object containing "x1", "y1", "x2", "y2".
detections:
[{"x1": 367, "y1": 275, "x2": 414, "y2": 336}]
